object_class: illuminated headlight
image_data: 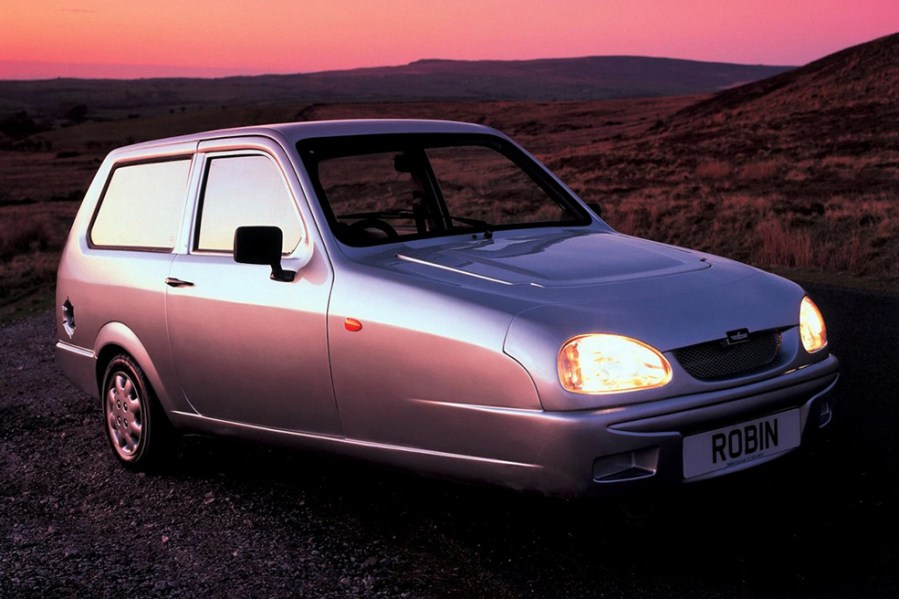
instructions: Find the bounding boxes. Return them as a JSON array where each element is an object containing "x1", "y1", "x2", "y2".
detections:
[
  {"x1": 800, "y1": 296, "x2": 828, "y2": 353},
  {"x1": 558, "y1": 334, "x2": 672, "y2": 394}
]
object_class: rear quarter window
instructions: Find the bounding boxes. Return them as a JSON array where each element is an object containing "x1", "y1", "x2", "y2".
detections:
[{"x1": 90, "y1": 159, "x2": 191, "y2": 250}]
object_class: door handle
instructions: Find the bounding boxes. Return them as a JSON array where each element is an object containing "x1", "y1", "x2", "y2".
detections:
[{"x1": 165, "y1": 277, "x2": 194, "y2": 288}]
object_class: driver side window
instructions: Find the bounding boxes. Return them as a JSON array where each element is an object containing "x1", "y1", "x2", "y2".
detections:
[{"x1": 196, "y1": 154, "x2": 303, "y2": 253}]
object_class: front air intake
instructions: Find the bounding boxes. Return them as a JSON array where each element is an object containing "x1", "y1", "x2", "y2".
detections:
[{"x1": 674, "y1": 329, "x2": 782, "y2": 381}]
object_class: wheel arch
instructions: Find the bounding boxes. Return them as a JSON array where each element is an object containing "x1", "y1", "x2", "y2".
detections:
[
  {"x1": 93, "y1": 321, "x2": 178, "y2": 416},
  {"x1": 96, "y1": 343, "x2": 127, "y2": 396}
]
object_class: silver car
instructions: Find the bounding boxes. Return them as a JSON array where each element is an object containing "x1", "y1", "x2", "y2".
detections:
[{"x1": 56, "y1": 120, "x2": 839, "y2": 496}]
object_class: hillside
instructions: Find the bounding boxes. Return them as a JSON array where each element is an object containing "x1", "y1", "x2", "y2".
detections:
[
  {"x1": 655, "y1": 32, "x2": 899, "y2": 163},
  {"x1": 546, "y1": 33, "x2": 899, "y2": 285},
  {"x1": 671, "y1": 32, "x2": 899, "y2": 122},
  {"x1": 0, "y1": 56, "x2": 791, "y2": 120}
]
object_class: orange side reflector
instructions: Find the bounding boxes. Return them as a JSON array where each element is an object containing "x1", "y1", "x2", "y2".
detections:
[{"x1": 344, "y1": 318, "x2": 363, "y2": 332}]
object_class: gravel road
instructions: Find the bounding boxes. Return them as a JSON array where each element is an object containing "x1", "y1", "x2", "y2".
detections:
[{"x1": 2, "y1": 284, "x2": 898, "y2": 598}]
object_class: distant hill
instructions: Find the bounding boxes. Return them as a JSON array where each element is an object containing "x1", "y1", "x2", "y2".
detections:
[
  {"x1": 297, "y1": 56, "x2": 792, "y2": 100},
  {"x1": 0, "y1": 56, "x2": 792, "y2": 120}
]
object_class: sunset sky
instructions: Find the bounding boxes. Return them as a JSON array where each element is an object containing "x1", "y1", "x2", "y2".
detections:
[{"x1": 2, "y1": 0, "x2": 897, "y2": 79}]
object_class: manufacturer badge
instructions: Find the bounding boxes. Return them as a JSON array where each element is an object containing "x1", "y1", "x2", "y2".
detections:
[{"x1": 724, "y1": 328, "x2": 750, "y2": 346}]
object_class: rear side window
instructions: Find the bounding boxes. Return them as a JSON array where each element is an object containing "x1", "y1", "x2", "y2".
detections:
[
  {"x1": 90, "y1": 159, "x2": 191, "y2": 250},
  {"x1": 195, "y1": 155, "x2": 302, "y2": 253}
]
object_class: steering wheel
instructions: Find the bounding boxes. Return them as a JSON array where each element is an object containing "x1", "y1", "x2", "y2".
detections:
[{"x1": 346, "y1": 218, "x2": 399, "y2": 244}]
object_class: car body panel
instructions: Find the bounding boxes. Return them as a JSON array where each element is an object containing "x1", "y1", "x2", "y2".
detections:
[
  {"x1": 326, "y1": 260, "x2": 543, "y2": 460},
  {"x1": 166, "y1": 251, "x2": 342, "y2": 435}
]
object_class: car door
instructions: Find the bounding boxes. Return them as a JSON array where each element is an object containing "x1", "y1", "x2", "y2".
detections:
[{"x1": 165, "y1": 137, "x2": 342, "y2": 436}]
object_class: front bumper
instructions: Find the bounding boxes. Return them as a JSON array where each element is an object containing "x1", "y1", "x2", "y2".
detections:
[
  {"x1": 332, "y1": 353, "x2": 840, "y2": 497},
  {"x1": 524, "y1": 354, "x2": 840, "y2": 496}
]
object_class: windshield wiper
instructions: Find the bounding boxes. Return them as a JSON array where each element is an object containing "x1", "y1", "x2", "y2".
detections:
[
  {"x1": 449, "y1": 215, "x2": 494, "y2": 239},
  {"x1": 340, "y1": 209, "x2": 414, "y2": 220},
  {"x1": 340, "y1": 209, "x2": 494, "y2": 239}
]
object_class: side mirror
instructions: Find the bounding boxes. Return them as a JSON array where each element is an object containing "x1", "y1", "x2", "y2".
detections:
[
  {"x1": 234, "y1": 226, "x2": 295, "y2": 282},
  {"x1": 586, "y1": 202, "x2": 603, "y2": 218}
]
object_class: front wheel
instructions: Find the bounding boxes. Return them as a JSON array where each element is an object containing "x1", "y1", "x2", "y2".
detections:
[{"x1": 102, "y1": 354, "x2": 176, "y2": 468}]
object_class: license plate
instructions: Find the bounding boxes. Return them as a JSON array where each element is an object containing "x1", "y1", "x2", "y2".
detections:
[{"x1": 683, "y1": 409, "x2": 801, "y2": 479}]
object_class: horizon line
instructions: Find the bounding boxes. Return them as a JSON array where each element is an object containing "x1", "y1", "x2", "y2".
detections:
[{"x1": 0, "y1": 53, "x2": 799, "y2": 82}]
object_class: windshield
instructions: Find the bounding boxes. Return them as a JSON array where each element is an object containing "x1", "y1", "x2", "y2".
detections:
[{"x1": 298, "y1": 133, "x2": 589, "y2": 247}]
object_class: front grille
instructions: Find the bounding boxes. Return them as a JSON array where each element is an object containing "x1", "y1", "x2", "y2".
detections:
[{"x1": 674, "y1": 329, "x2": 782, "y2": 381}]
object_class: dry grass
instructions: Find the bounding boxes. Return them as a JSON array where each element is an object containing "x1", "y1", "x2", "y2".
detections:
[
  {"x1": 695, "y1": 159, "x2": 732, "y2": 180},
  {"x1": 1, "y1": 91, "x2": 896, "y2": 321},
  {"x1": 0, "y1": 202, "x2": 75, "y2": 275},
  {"x1": 0, "y1": 202, "x2": 76, "y2": 322}
]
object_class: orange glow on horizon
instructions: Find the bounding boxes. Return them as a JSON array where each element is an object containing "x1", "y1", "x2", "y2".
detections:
[{"x1": 2, "y1": 0, "x2": 897, "y2": 79}]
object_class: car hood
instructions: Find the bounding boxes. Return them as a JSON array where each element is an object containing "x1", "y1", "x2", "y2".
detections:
[
  {"x1": 393, "y1": 229, "x2": 710, "y2": 288},
  {"x1": 379, "y1": 231, "x2": 802, "y2": 337},
  {"x1": 383, "y1": 227, "x2": 803, "y2": 349}
]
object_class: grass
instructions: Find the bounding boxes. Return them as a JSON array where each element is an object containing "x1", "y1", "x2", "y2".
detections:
[
  {"x1": 1, "y1": 94, "x2": 896, "y2": 324},
  {"x1": 0, "y1": 202, "x2": 74, "y2": 325}
]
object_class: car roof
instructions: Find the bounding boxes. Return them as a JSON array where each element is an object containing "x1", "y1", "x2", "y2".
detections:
[{"x1": 115, "y1": 119, "x2": 504, "y2": 154}]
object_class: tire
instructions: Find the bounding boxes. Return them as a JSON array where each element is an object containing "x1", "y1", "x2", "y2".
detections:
[{"x1": 101, "y1": 354, "x2": 176, "y2": 469}]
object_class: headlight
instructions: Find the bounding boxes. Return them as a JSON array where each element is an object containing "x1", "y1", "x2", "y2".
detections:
[
  {"x1": 799, "y1": 296, "x2": 827, "y2": 353},
  {"x1": 558, "y1": 334, "x2": 672, "y2": 394}
]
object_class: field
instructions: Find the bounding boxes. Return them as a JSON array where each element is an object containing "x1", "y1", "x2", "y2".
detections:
[
  {"x1": 3, "y1": 91, "x2": 898, "y2": 324},
  {"x1": 1, "y1": 98, "x2": 896, "y2": 321}
]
